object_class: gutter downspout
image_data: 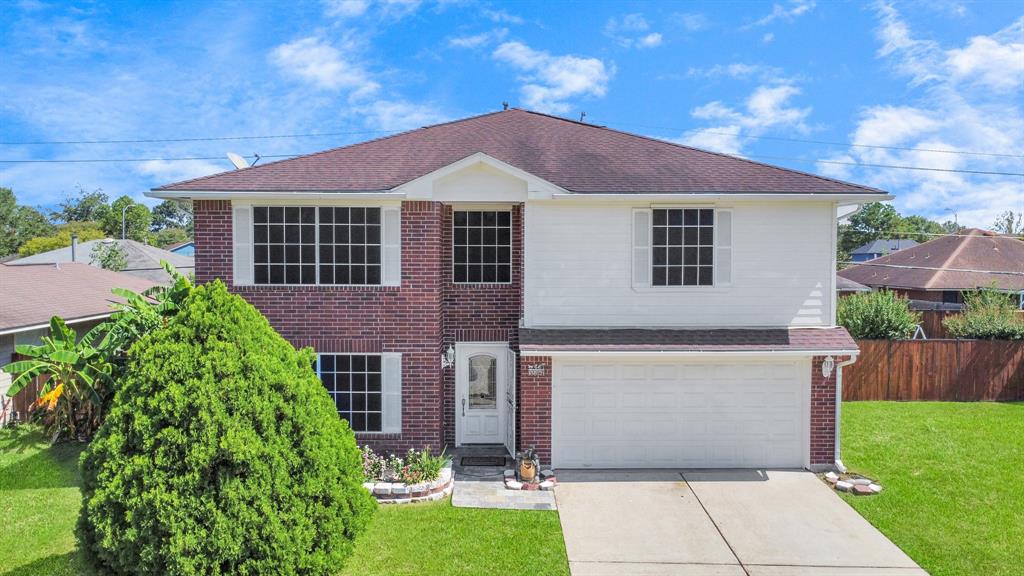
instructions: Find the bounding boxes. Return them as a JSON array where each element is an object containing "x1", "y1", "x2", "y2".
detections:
[{"x1": 834, "y1": 355, "x2": 859, "y2": 472}]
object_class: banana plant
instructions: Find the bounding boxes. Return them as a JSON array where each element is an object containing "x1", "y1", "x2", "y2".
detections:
[
  {"x1": 86, "y1": 260, "x2": 193, "y2": 360},
  {"x1": 3, "y1": 316, "x2": 114, "y2": 442}
]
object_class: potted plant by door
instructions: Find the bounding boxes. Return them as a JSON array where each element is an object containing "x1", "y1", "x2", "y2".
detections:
[{"x1": 516, "y1": 447, "x2": 540, "y2": 483}]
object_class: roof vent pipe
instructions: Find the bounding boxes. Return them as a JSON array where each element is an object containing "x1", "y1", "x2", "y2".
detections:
[{"x1": 71, "y1": 234, "x2": 78, "y2": 262}]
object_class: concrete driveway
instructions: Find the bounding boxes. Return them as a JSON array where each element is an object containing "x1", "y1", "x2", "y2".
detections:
[{"x1": 555, "y1": 469, "x2": 927, "y2": 576}]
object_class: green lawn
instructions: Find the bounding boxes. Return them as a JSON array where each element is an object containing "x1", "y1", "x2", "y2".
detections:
[
  {"x1": 0, "y1": 426, "x2": 567, "y2": 576},
  {"x1": 841, "y1": 402, "x2": 1024, "y2": 576}
]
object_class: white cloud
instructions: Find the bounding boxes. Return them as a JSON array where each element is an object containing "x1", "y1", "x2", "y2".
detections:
[
  {"x1": 322, "y1": 0, "x2": 370, "y2": 18},
  {"x1": 606, "y1": 13, "x2": 649, "y2": 34},
  {"x1": 676, "y1": 83, "x2": 811, "y2": 155},
  {"x1": 448, "y1": 28, "x2": 507, "y2": 49},
  {"x1": 762, "y1": 32, "x2": 775, "y2": 43},
  {"x1": 687, "y1": 63, "x2": 784, "y2": 81},
  {"x1": 269, "y1": 37, "x2": 379, "y2": 96},
  {"x1": 493, "y1": 41, "x2": 613, "y2": 114},
  {"x1": 946, "y1": 18, "x2": 1024, "y2": 91},
  {"x1": 828, "y1": 3, "x2": 1024, "y2": 227},
  {"x1": 482, "y1": 8, "x2": 523, "y2": 25},
  {"x1": 137, "y1": 159, "x2": 228, "y2": 183},
  {"x1": 745, "y1": 0, "x2": 816, "y2": 28},
  {"x1": 637, "y1": 33, "x2": 663, "y2": 48},
  {"x1": 322, "y1": 0, "x2": 422, "y2": 20},
  {"x1": 605, "y1": 13, "x2": 664, "y2": 49},
  {"x1": 671, "y1": 12, "x2": 709, "y2": 32},
  {"x1": 357, "y1": 100, "x2": 448, "y2": 131}
]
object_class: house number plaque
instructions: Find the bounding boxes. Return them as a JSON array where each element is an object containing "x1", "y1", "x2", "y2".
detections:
[{"x1": 527, "y1": 363, "x2": 546, "y2": 376}]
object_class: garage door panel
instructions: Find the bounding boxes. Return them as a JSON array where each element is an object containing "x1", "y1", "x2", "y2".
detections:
[{"x1": 553, "y1": 359, "x2": 807, "y2": 469}]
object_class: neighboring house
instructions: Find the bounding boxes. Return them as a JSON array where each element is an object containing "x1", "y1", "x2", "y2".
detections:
[
  {"x1": 849, "y1": 238, "x2": 918, "y2": 262},
  {"x1": 166, "y1": 239, "x2": 195, "y2": 257},
  {"x1": 0, "y1": 263, "x2": 157, "y2": 424},
  {"x1": 839, "y1": 228, "x2": 1024, "y2": 309},
  {"x1": 148, "y1": 109, "x2": 888, "y2": 471},
  {"x1": 10, "y1": 238, "x2": 194, "y2": 283},
  {"x1": 836, "y1": 276, "x2": 871, "y2": 294}
]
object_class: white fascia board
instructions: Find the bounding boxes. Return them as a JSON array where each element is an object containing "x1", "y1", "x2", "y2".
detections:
[
  {"x1": 395, "y1": 152, "x2": 568, "y2": 200},
  {"x1": 146, "y1": 190, "x2": 406, "y2": 201},
  {"x1": 548, "y1": 193, "x2": 893, "y2": 204},
  {"x1": 0, "y1": 313, "x2": 114, "y2": 337},
  {"x1": 520, "y1": 349, "x2": 861, "y2": 358}
]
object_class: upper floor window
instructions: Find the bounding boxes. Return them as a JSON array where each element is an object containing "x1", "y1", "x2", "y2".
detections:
[
  {"x1": 252, "y1": 206, "x2": 382, "y2": 285},
  {"x1": 652, "y1": 208, "x2": 714, "y2": 286},
  {"x1": 453, "y1": 210, "x2": 512, "y2": 284}
]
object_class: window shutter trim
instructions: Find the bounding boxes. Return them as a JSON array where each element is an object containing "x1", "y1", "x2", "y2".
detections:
[
  {"x1": 232, "y1": 205, "x2": 253, "y2": 286},
  {"x1": 632, "y1": 208, "x2": 652, "y2": 287},
  {"x1": 381, "y1": 353, "x2": 402, "y2": 434},
  {"x1": 716, "y1": 209, "x2": 733, "y2": 287},
  {"x1": 382, "y1": 207, "x2": 401, "y2": 286}
]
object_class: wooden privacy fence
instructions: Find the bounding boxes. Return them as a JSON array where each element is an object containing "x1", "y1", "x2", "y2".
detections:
[{"x1": 843, "y1": 339, "x2": 1024, "y2": 401}]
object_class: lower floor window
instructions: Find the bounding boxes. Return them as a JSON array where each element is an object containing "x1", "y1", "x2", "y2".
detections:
[{"x1": 317, "y1": 353, "x2": 383, "y2": 432}]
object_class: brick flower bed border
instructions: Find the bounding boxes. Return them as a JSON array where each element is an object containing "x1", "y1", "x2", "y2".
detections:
[{"x1": 362, "y1": 462, "x2": 454, "y2": 504}]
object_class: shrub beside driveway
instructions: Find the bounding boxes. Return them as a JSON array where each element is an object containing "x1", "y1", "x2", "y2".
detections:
[{"x1": 841, "y1": 401, "x2": 1024, "y2": 576}]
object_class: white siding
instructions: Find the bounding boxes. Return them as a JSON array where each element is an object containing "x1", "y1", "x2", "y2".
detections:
[{"x1": 523, "y1": 201, "x2": 835, "y2": 328}]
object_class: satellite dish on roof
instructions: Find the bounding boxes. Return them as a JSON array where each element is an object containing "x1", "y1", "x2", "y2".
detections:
[{"x1": 227, "y1": 152, "x2": 249, "y2": 170}]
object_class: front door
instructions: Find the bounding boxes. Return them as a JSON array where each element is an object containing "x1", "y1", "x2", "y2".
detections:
[{"x1": 456, "y1": 343, "x2": 507, "y2": 445}]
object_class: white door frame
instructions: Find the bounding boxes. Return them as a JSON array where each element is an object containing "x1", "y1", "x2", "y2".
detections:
[{"x1": 455, "y1": 342, "x2": 510, "y2": 446}]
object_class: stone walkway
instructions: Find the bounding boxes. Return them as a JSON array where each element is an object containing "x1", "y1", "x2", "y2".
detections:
[
  {"x1": 452, "y1": 480, "x2": 557, "y2": 510},
  {"x1": 449, "y1": 444, "x2": 557, "y2": 511}
]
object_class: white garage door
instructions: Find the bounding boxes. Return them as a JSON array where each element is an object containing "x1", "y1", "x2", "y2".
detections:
[{"x1": 552, "y1": 357, "x2": 809, "y2": 469}]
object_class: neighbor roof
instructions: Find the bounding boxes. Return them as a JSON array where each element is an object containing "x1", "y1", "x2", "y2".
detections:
[
  {"x1": 519, "y1": 327, "x2": 857, "y2": 353},
  {"x1": 10, "y1": 239, "x2": 194, "y2": 283},
  {"x1": 156, "y1": 109, "x2": 885, "y2": 196},
  {"x1": 850, "y1": 238, "x2": 918, "y2": 255},
  {"x1": 836, "y1": 276, "x2": 871, "y2": 292},
  {"x1": 838, "y1": 229, "x2": 1024, "y2": 291},
  {"x1": 0, "y1": 263, "x2": 158, "y2": 334}
]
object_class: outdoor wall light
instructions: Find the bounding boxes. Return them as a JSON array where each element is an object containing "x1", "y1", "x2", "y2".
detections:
[
  {"x1": 821, "y1": 355, "x2": 835, "y2": 379},
  {"x1": 440, "y1": 345, "x2": 455, "y2": 370}
]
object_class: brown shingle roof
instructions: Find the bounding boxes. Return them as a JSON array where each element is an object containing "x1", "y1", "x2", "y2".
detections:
[
  {"x1": 519, "y1": 327, "x2": 857, "y2": 353},
  {"x1": 838, "y1": 229, "x2": 1024, "y2": 292},
  {"x1": 157, "y1": 109, "x2": 884, "y2": 196},
  {"x1": 0, "y1": 263, "x2": 158, "y2": 333}
]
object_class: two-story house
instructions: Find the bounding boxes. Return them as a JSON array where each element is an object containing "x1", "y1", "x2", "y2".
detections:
[{"x1": 149, "y1": 109, "x2": 888, "y2": 471}]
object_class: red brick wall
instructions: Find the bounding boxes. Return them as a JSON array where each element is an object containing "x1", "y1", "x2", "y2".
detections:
[
  {"x1": 518, "y1": 356, "x2": 552, "y2": 466},
  {"x1": 440, "y1": 205, "x2": 524, "y2": 446},
  {"x1": 193, "y1": 200, "x2": 446, "y2": 452},
  {"x1": 193, "y1": 200, "x2": 233, "y2": 285},
  {"x1": 810, "y1": 355, "x2": 842, "y2": 467}
]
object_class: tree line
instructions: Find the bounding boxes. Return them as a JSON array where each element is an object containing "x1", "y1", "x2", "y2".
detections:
[{"x1": 0, "y1": 186, "x2": 192, "y2": 258}]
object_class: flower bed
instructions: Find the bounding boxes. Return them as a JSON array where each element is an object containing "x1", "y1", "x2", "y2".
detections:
[{"x1": 360, "y1": 446, "x2": 453, "y2": 504}]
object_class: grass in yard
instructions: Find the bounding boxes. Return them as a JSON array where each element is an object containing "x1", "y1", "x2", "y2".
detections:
[
  {"x1": 0, "y1": 426, "x2": 91, "y2": 576},
  {"x1": 0, "y1": 426, "x2": 566, "y2": 576},
  {"x1": 841, "y1": 401, "x2": 1024, "y2": 576},
  {"x1": 339, "y1": 499, "x2": 568, "y2": 576}
]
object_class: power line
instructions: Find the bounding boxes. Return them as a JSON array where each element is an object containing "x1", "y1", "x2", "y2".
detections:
[
  {"x1": 5, "y1": 151, "x2": 1021, "y2": 179},
  {"x1": 599, "y1": 120, "x2": 1024, "y2": 159},
  {"x1": 840, "y1": 261, "x2": 1024, "y2": 277},
  {"x1": 4, "y1": 119, "x2": 1023, "y2": 160},
  {"x1": 745, "y1": 154, "x2": 1024, "y2": 177},
  {"x1": 0, "y1": 129, "x2": 398, "y2": 146},
  {"x1": 0, "y1": 153, "x2": 298, "y2": 164}
]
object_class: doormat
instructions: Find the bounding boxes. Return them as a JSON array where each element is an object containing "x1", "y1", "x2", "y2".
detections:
[{"x1": 460, "y1": 456, "x2": 507, "y2": 467}]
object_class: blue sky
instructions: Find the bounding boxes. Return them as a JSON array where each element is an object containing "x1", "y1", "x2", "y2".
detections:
[{"x1": 1, "y1": 0, "x2": 1021, "y2": 227}]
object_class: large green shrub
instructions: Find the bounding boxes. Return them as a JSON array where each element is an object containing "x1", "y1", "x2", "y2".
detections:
[
  {"x1": 838, "y1": 290, "x2": 921, "y2": 339},
  {"x1": 78, "y1": 281, "x2": 375, "y2": 576},
  {"x1": 943, "y1": 289, "x2": 1024, "y2": 340}
]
